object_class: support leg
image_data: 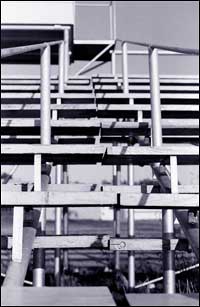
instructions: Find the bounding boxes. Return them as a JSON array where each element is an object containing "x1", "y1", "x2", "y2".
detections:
[{"x1": 128, "y1": 164, "x2": 135, "y2": 291}]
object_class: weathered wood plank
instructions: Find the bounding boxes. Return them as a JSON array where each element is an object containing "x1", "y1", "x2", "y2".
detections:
[
  {"x1": 5, "y1": 236, "x2": 181, "y2": 251},
  {"x1": 1, "y1": 191, "x2": 117, "y2": 206},
  {"x1": 98, "y1": 104, "x2": 199, "y2": 112},
  {"x1": 125, "y1": 294, "x2": 199, "y2": 306},
  {"x1": 1, "y1": 119, "x2": 100, "y2": 128},
  {"x1": 1, "y1": 104, "x2": 96, "y2": 111},
  {"x1": 1, "y1": 192, "x2": 198, "y2": 208},
  {"x1": 94, "y1": 85, "x2": 199, "y2": 91},
  {"x1": 2, "y1": 84, "x2": 198, "y2": 92},
  {"x1": 1, "y1": 85, "x2": 93, "y2": 91},
  {"x1": 96, "y1": 93, "x2": 199, "y2": 99},
  {"x1": 7, "y1": 235, "x2": 110, "y2": 249},
  {"x1": 1, "y1": 144, "x2": 198, "y2": 155},
  {"x1": 120, "y1": 193, "x2": 199, "y2": 208},
  {"x1": 12, "y1": 207, "x2": 24, "y2": 262},
  {"x1": 1, "y1": 287, "x2": 116, "y2": 306},
  {"x1": 110, "y1": 238, "x2": 178, "y2": 251},
  {"x1": 1, "y1": 92, "x2": 198, "y2": 99},
  {"x1": 106, "y1": 145, "x2": 199, "y2": 156},
  {"x1": 2, "y1": 183, "x2": 199, "y2": 194},
  {"x1": 1, "y1": 93, "x2": 95, "y2": 99},
  {"x1": 1, "y1": 104, "x2": 199, "y2": 112},
  {"x1": 102, "y1": 119, "x2": 199, "y2": 129},
  {"x1": 2, "y1": 119, "x2": 198, "y2": 132},
  {"x1": 1, "y1": 144, "x2": 106, "y2": 154}
]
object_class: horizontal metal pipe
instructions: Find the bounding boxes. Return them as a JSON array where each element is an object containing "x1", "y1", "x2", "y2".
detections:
[
  {"x1": 112, "y1": 50, "x2": 196, "y2": 56},
  {"x1": 117, "y1": 39, "x2": 199, "y2": 55},
  {"x1": 1, "y1": 40, "x2": 62, "y2": 59}
]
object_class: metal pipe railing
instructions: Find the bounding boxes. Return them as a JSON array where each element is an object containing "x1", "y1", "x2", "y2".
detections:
[
  {"x1": 113, "y1": 49, "x2": 198, "y2": 56},
  {"x1": 117, "y1": 39, "x2": 199, "y2": 55},
  {"x1": 1, "y1": 40, "x2": 62, "y2": 59},
  {"x1": 2, "y1": 39, "x2": 65, "y2": 287}
]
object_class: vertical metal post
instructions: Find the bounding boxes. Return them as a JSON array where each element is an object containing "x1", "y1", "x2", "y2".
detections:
[
  {"x1": 64, "y1": 28, "x2": 70, "y2": 84},
  {"x1": 128, "y1": 164, "x2": 135, "y2": 291},
  {"x1": 113, "y1": 165, "x2": 121, "y2": 271},
  {"x1": 148, "y1": 48, "x2": 162, "y2": 145},
  {"x1": 54, "y1": 40, "x2": 65, "y2": 285},
  {"x1": 111, "y1": 51, "x2": 116, "y2": 76},
  {"x1": 128, "y1": 97, "x2": 135, "y2": 291},
  {"x1": 163, "y1": 155, "x2": 177, "y2": 294},
  {"x1": 63, "y1": 165, "x2": 69, "y2": 272},
  {"x1": 58, "y1": 41, "x2": 65, "y2": 94},
  {"x1": 33, "y1": 45, "x2": 51, "y2": 287},
  {"x1": 40, "y1": 45, "x2": 51, "y2": 145},
  {"x1": 149, "y1": 47, "x2": 175, "y2": 293},
  {"x1": 33, "y1": 154, "x2": 44, "y2": 287},
  {"x1": 55, "y1": 165, "x2": 63, "y2": 286},
  {"x1": 122, "y1": 42, "x2": 129, "y2": 94}
]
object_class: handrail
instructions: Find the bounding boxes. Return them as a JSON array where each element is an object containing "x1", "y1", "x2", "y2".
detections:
[
  {"x1": 116, "y1": 39, "x2": 199, "y2": 55},
  {"x1": 1, "y1": 40, "x2": 63, "y2": 59},
  {"x1": 112, "y1": 50, "x2": 197, "y2": 56}
]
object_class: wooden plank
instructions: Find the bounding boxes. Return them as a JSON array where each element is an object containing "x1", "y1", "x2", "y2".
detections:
[
  {"x1": 1, "y1": 85, "x2": 92, "y2": 91},
  {"x1": 1, "y1": 119, "x2": 100, "y2": 128},
  {"x1": 92, "y1": 78, "x2": 199, "y2": 84},
  {"x1": 95, "y1": 93, "x2": 199, "y2": 99},
  {"x1": 1, "y1": 79, "x2": 91, "y2": 85},
  {"x1": 2, "y1": 78, "x2": 199, "y2": 85},
  {"x1": 103, "y1": 185, "x2": 199, "y2": 194},
  {"x1": 1, "y1": 192, "x2": 198, "y2": 208},
  {"x1": 7, "y1": 235, "x2": 110, "y2": 249},
  {"x1": 6, "y1": 236, "x2": 181, "y2": 251},
  {"x1": 1, "y1": 144, "x2": 198, "y2": 156},
  {"x1": 2, "y1": 73, "x2": 198, "y2": 79},
  {"x1": 1, "y1": 92, "x2": 198, "y2": 99},
  {"x1": 125, "y1": 294, "x2": 199, "y2": 306},
  {"x1": 120, "y1": 193, "x2": 198, "y2": 208},
  {"x1": 106, "y1": 145, "x2": 199, "y2": 156},
  {"x1": 12, "y1": 207, "x2": 24, "y2": 262},
  {"x1": 91, "y1": 73, "x2": 199, "y2": 79},
  {"x1": 2, "y1": 183, "x2": 199, "y2": 194},
  {"x1": 1, "y1": 287, "x2": 116, "y2": 306},
  {"x1": 2, "y1": 119, "x2": 198, "y2": 131},
  {"x1": 1, "y1": 93, "x2": 95, "y2": 99},
  {"x1": 1, "y1": 191, "x2": 117, "y2": 206},
  {"x1": 1, "y1": 104, "x2": 96, "y2": 111},
  {"x1": 110, "y1": 238, "x2": 178, "y2": 251},
  {"x1": 1, "y1": 144, "x2": 106, "y2": 155},
  {"x1": 2, "y1": 145, "x2": 198, "y2": 165},
  {"x1": 94, "y1": 85, "x2": 199, "y2": 91},
  {"x1": 97, "y1": 104, "x2": 199, "y2": 112},
  {"x1": 102, "y1": 119, "x2": 199, "y2": 129}
]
